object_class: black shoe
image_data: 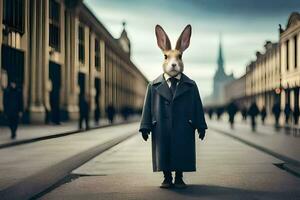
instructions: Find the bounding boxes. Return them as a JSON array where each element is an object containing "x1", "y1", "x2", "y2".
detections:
[
  {"x1": 160, "y1": 178, "x2": 173, "y2": 188},
  {"x1": 174, "y1": 177, "x2": 187, "y2": 189}
]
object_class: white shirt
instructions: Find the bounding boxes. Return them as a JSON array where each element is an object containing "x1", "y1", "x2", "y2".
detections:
[{"x1": 163, "y1": 73, "x2": 181, "y2": 88}]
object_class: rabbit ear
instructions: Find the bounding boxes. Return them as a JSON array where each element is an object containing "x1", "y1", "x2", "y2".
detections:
[
  {"x1": 155, "y1": 25, "x2": 171, "y2": 51},
  {"x1": 175, "y1": 24, "x2": 192, "y2": 52}
]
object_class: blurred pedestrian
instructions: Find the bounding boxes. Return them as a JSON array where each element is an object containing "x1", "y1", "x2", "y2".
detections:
[
  {"x1": 79, "y1": 95, "x2": 89, "y2": 130},
  {"x1": 248, "y1": 102, "x2": 259, "y2": 132},
  {"x1": 94, "y1": 106, "x2": 100, "y2": 126},
  {"x1": 106, "y1": 104, "x2": 116, "y2": 124},
  {"x1": 50, "y1": 90, "x2": 61, "y2": 125},
  {"x1": 272, "y1": 102, "x2": 281, "y2": 130},
  {"x1": 216, "y1": 107, "x2": 224, "y2": 120},
  {"x1": 3, "y1": 82, "x2": 23, "y2": 139},
  {"x1": 121, "y1": 105, "x2": 130, "y2": 121},
  {"x1": 293, "y1": 105, "x2": 300, "y2": 126},
  {"x1": 208, "y1": 108, "x2": 213, "y2": 120},
  {"x1": 227, "y1": 101, "x2": 238, "y2": 129},
  {"x1": 260, "y1": 106, "x2": 267, "y2": 125},
  {"x1": 284, "y1": 103, "x2": 291, "y2": 126},
  {"x1": 241, "y1": 107, "x2": 248, "y2": 121}
]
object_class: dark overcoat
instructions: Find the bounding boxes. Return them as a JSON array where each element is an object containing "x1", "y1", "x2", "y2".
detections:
[
  {"x1": 3, "y1": 87, "x2": 23, "y2": 117},
  {"x1": 139, "y1": 73, "x2": 207, "y2": 172}
]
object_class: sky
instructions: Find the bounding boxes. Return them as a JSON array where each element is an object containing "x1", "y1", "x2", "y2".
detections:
[{"x1": 85, "y1": 0, "x2": 300, "y2": 98}]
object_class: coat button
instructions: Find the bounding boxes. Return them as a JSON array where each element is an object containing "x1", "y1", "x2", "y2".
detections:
[{"x1": 188, "y1": 119, "x2": 192, "y2": 124}]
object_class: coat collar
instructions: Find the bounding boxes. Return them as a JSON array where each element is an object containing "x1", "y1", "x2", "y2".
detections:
[
  {"x1": 152, "y1": 73, "x2": 195, "y2": 102},
  {"x1": 163, "y1": 73, "x2": 181, "y2": 81}
]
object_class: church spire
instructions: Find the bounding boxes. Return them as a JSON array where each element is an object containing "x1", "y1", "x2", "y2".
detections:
[
  {"x1": 217, "y1": 34, "x2": 224, "y2": 73},
  {"x1": 118, "y1": 20, "x2": 131, "y2": 56}
]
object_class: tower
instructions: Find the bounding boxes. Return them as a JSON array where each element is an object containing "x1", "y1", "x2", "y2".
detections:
[
  {"x1": 211, "y1": 35, "x2": 234, "y2": 104},
  {"x1": 217, "y1": 36, "x2": 225, "y2": 75},
  {"x1": 118, "y1": 21, "x2": 131, "y2": 57}
]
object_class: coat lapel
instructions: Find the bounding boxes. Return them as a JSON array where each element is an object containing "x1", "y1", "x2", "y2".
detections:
[
  {"x1": 155, "y1": 78, "x2": 173, "y2": 102},
  {"x1": 173, "y1": 81, "x2": 191, "y2": 100},
  {"x1": 173, "y1": 73, "x2": 194, "y2": 100}
]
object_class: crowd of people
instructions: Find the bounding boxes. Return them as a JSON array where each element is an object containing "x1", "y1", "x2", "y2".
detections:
[
  {"x1": 206, "y1": 100, "x2": 300, "y2": 132},
  {"x1": 1, "y1": 82, "x2": 138, "y2": 139}
]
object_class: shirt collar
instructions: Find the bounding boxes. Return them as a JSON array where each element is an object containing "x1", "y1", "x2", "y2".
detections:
[{"x1": 163, "y1": 73, "x2": 182, "y2": 81}]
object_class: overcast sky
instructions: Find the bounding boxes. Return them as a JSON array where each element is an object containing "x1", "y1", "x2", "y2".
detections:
[{"x1": 85, "y1": 0, "x2": 300, "y2": 97}]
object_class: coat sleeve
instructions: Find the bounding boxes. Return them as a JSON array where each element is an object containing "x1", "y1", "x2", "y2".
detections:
[
  {"x1": 139, "y1": 83, "x2": 153, "y2": 133},
  {"x1": 193, "y1": 84, "x2": 208, "y2": 130}
]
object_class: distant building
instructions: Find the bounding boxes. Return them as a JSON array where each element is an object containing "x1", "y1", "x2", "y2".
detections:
[
  {"x1": 218, "y1": 12, "x2": 300, "y2": 126},
  {"x1": 0, "y1": 0, "x2": 148, "y2": 123},
  {"x1": 245, "y1": 41, "x2": 280, "y2": 113},
  {"x1": 118, "y1": 22, "x2": 131, "y2": 57},
  {"x1": 204, "y1": 37, "x2": 234, "y2": 106},
  {"x1": 280, "y1": 12, "x2": 300, "y2": 116},
  {"x1": 224, "y1": 74, "x2": 246, "y2": 106}
]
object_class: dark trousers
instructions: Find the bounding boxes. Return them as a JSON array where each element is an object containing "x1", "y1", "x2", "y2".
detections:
[
  {"x1": 8, "y1": 116, "x2": 18, "y2": 138},
  {"x1": 163, "y1": 171, "x2": 183, "y2": 180},
  {"x1": 251, "y1": 116, "x2": 256, "y2": 131},
  {"x1": 79, "y1": 115, "x2": 89, "y2": 130}
]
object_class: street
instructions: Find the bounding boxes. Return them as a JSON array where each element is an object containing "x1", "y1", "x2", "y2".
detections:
[
  {"x1": 0, "y1": 122, "x2": 138, "y2": 200},
  {"x1": 37, "y1": 122, "x2": 300, "y2": 200},
  {"x1": 0, "y1": 120, "x2": 299, "y2": 199}
]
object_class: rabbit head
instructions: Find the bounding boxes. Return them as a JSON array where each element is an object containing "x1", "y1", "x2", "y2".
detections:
[{"x1": 155, "y1": 24, "x2": 192, "y2": 77}]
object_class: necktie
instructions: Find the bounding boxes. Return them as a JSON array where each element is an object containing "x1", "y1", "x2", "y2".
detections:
[{"x1": 169, "y1": 77, "x2": 178, "y2": 96}]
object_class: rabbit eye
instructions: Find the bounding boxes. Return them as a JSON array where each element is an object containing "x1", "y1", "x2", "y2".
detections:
[
  {"x1": 178, "y1": 54, "x2": 182, "y2": 60},
  {"x1": 164, "y1": 55, "x2": 168, "y2": 59}
]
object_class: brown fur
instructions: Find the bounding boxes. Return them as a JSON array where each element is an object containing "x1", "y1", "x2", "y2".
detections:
[{"x1": 155, "y1": 25, "x2": 192, "y2": 77}]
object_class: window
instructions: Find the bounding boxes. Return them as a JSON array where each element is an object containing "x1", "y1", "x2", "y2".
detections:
[
  {"x1": 295, "y1": 35, "x2": 298, "y2": 68},
  {"x1": 95, "y1": 39, "x2": 101, "y2": 71},
  {"x1": 286, "y1": 40, "x2": 289, "y2": 71},
  {"x1": 49, "y1": 0, "x2": 60, "y2": 51},
  {"x1": 3, "y1": 0, "x2": 24, "y2": 34},
  {"x1": 78, "y1": 25, "x2": 85, "y2": 62}
]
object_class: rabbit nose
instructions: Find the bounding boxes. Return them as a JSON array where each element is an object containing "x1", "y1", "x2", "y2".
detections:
[{"x1": 172, "y1": 63, "x2": 176, "y2": 68}]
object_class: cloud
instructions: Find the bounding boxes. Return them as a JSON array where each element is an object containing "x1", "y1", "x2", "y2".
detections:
[{"x1": 85, "y1": 0, "x2": 297, "y2": 96}]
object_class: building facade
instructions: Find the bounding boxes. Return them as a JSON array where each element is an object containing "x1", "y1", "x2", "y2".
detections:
[
  {"x1": 0, "y1": 0, "x2": 148, "y2": 123},
  {"x1": 245, "y1": 41, "x2": 281, "y2": 113},
  {"x1": 224, "y1": 74, "x2": 246, "y2": 106},
  {"x1": 280, "y1": 12, "x2": 300, "y2": 122}
]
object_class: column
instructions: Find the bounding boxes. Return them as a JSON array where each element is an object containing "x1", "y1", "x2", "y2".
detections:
[
  {"x1": 29, "y1": 0, "x2": 38, "y2": 112},
  {"x1": 64, "y1": 9, "x2": 71, "y2": 113},
  {"x1": 290, "y1": 89, "x2": 295, "y2": 110},
  {"x1": 22, "y1": 0, "x2": 30, "y2": 113},
  {"x1": 37, "y1": 0, "x2": 43, "y2": 106},
  {"x1": 69, "y1": 9, "x2": 79, "y2": 118},
  {"x1": 89, "y1": 32, "x2": 95, "y2": 113},
  {"x1": 42, "y1": 0, "x2": 50, "y2": 113},
  {"x1": 100, "y1": 40, "x2": 105, "y2": 117},
  {"x1": 64, "y1": 6, "x2": 79, "y2": 119},
  {"x1": 280, "y1": 89, "x2": 286, "y2": 125},
  {"x1": 28, "y1": 0, "x2": 45, "y2": 121}
]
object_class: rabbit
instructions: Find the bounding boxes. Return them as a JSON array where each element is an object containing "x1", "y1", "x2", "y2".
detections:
[
  {"x1": 139, "y1": 24, "x2": 207, "y2": 189},
  {"x1": 155, "y1": 24, "x2": 191, "y2": 77}
]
